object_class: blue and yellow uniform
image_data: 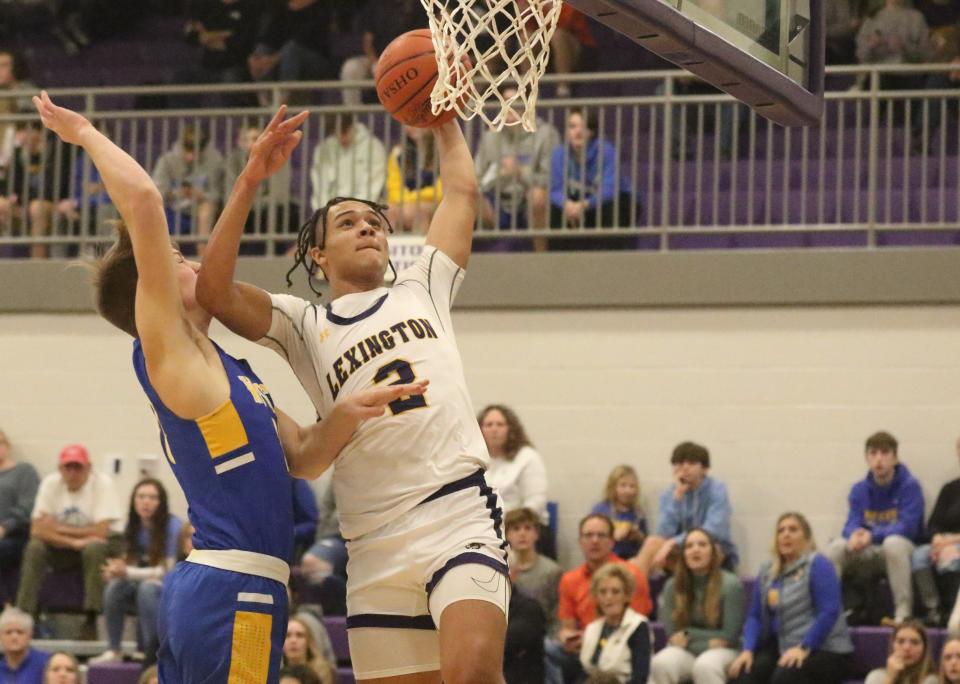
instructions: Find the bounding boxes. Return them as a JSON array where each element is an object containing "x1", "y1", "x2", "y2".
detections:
[{"x1": 133, "y1": 340, "x2": 294, "y2": 684}]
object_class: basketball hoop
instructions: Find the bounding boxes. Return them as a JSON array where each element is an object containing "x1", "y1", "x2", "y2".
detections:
[{"x1": 419, "y1": 0, "x2": 563, "y2": 132}]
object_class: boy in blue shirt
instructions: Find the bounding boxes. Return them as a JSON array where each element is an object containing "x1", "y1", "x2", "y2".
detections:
[{"x1": 825, "y1": 431, "x2": 925, "y2": 622}]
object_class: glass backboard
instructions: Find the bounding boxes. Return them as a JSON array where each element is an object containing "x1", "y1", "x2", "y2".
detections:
[{"x1": 567, "y1": 0, "x2": 824, "y2": 126}]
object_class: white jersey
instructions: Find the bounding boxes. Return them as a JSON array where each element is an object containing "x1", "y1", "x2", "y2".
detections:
[{"x1": 260, "y1": 246, "x2": 489, "y2": 539}]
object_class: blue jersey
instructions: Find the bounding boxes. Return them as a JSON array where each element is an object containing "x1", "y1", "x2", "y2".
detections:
[{"x1": 133, "y1": 340, "x2": 294, "y2": 563}]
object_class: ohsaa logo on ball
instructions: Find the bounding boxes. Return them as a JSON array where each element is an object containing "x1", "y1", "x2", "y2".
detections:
[{"x1": 380, "y1": 67, "x2": 420, "y2": 102}]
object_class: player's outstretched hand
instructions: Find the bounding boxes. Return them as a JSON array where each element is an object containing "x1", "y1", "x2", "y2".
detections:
[
  {"x1": 32, "y1": 91, "x2": 94, "y2": 146},
  {"x1": 342, "y1": 380, "x2": 429, "y2": 420},
  {"x1": 243, "y1": 104, "x2": 309, "y2": 185}
]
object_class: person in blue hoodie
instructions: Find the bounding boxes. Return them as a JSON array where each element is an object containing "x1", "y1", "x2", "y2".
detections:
[
  {"x1": 631, "y1": 441, "x2": 738, "y2": 575},
  {"x1": 825, "y1": 430, "x2": 925, "y2": 622},
  {"x1": 548, "y1": 107, "x2": 635, "y2": 250}
]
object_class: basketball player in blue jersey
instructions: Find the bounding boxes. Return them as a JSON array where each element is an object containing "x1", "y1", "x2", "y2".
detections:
[
  {"x1": 31, "y1": 92, "x2": 426, "y2": 684},
  {"x1": 197, "y1": 113, "x2": 508, "y2": 683}
]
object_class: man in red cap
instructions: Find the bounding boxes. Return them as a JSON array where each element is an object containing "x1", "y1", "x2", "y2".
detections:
[{"x1": 15, "y1": 444, "x2": 121, "y2": 637}]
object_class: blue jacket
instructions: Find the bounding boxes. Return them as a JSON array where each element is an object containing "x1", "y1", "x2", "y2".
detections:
[
  {"x1": 841, "y1": 463, "x2": 924, "y2": 543},
  {"x1": 549, "y1": 139, "x2": 622, "y2": 210},
  {"x1": 292, "y1": 478, "x2": 319, "y2": 551},
  {"x1": 655, "y1": 476, "x2": 737, "y2": 566},
  {"x1": 742, "y1": 552, "x2": 852, "y2": 655}
]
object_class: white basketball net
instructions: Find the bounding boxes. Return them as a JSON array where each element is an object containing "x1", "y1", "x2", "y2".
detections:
[{"x1": 419, "y1": 0, "x2": 563, "y2": 132}]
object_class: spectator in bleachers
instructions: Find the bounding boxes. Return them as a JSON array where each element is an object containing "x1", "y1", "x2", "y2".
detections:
[
  {"x1": 856, "y1": 0, "x2": 932, "y2": 91},
  {"x1": 549, "y1": 108, "x2": 633, "y2": 244},
  {"x1": 550, "y1": 6, "x2": 597, "y2": 98},
  {"x1": 479, "y1": 405, "x2": 548, "y2": 524},
  {"x1": 547, "y1": 514, "x2": 652, "y2": 684},
  {"x1": 299, "y1": 477, "x2": 347, "y2": 616},
  {"x1": 247, "y1": 0, "x2": 336, "y2": 104},
  {"x1": 941, "y1": 637, "x2": 960, "y2": 682},
  {"x1": 0, "y1": 49, "x2": 37, "y2": 185},
  {"x1": 151, "y1": 124, "x2": 223, "y2": 254},
  {"x1": 504, "y1": 587, "x2": 546, "y2": 684},
  {"x1": 310, "y1": 113, "x2": 386, "y2": 211},
  {"x1": 0, "y1": 429, "x2": 40, "y2": 579},
  {"x1": 16, "y1": 444, "x2": 122, "y2": 638},
  {"x1": 826, "y1": 0, "x2": 863, "y2": 64},
  {"x1": 632, "y1": 441, "x2": 737, "y2": 576},
  {"x1": 55, "y1": 151, "x2": 116, "y2": 253},
  {"x1": 282, "y1": 616, "x2": 336, "y2": 684},
  {"x1": 223, "y1": 119, "x2": 297, "y2": 255},
  {"x1": 0, "y1": 120, "x2": 73, "y2": 259},
  {"x1": 0, "y1": 607, "x2": 49, "y2": 682},
  {"x1": 292, "y1": 478, "x2": 318, "y2": 561},
  {"x1": 338, "y1": 0, "x2": 424, "y2": 107},
  {"x1": 912, "y1": 436, "x2": 960, "y2": 627},
  {"x1": 385, "y1": 125, "x2": 441, "y2": 234},
  {"x1": 288, "y1": 599, "x2": 336, "y2": 670},
  {"x1": 474, "y1": 93, "x2": 559, "y2": 247},
  {"x1": 728, "y1": 512, "x2": 853, "y2": 684},
  {"x1": 579, "y1": 562, "x2": 651, "y2": 684},
  {"x1": 825, "y1": 431, "x2": 924, "y2": 623},
  {"x1": 138, "y1": 665, "x2": 158, "y2": 684},
  {"x1": 591, "y1": 465, "x2": 646, "y2": 561},
  {"x1": 182, "y1": 0, "x2": 261, "y2": 92},
  {"x1": 650, "y1": 528, "x2": 744, "y2": 684},
  {"x1": 42, "y1": 652, "x2": 78, "y2": 684},
  {"x1": 92, "y1": 478, "x2": 182, "y2": 665},
  {"x1": 864, "y1": 619, "x2": 936, "y2": 684},
  {"x1": 506, "y1": 507, "x2": 561, "y2": 634}
]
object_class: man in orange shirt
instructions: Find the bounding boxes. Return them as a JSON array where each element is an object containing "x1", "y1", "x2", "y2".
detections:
[{"x1": 545, "y1": 513, "x2": 652, "y2": 684}]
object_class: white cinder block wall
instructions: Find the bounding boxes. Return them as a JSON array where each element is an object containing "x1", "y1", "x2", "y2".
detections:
[{"x1": 2, "y1": 307, "x2": 960, "y2": 574}]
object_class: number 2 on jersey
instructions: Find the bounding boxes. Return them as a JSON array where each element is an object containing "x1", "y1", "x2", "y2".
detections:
[{"x1": 373, "y1": 359, "x2": 428, "y2": 415}]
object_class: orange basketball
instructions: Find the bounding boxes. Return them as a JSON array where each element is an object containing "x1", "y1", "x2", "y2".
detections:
[{"x1": 375, "y1": 29, "x2": 468, "y2": 128}]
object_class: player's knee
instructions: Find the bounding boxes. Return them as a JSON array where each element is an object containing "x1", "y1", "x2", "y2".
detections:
[
  {"x1": 882, "y1": 534, "x2": 910, "y2": 555},
  {"x1": 442, "y1": 653, "x2": 503, "y2": 684}
]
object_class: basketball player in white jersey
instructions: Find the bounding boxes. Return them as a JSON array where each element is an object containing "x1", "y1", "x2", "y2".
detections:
[{"x1": 196, "y1": 118, "x2": 508, "y2": 684}]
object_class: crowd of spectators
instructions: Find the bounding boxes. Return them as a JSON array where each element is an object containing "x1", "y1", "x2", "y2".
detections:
[{"x1": 2, "y1": 413, "x2": 960, "y2": 684}]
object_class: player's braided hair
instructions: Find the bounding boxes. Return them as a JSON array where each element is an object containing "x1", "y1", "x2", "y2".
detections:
[{"x1": 286, "y1": 196, "x2": 397, "y2": 297}]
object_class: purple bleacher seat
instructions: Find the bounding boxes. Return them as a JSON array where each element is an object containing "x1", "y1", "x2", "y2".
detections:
[
  {"x1": 337, "y1": 665, "x2": 357, "y2": 684},
  {"x1": 323, "y1": 616, "x2": 350, "y2": 664},
  {"x1": 849, "y1": 626, "x2": 891, "y2": 677},
  {"x1": 37, "y1": 568, "x2": 85, "y2": 613},
  {"x1": 86, "y1": 661, "x2": 142, "y2": 684}
]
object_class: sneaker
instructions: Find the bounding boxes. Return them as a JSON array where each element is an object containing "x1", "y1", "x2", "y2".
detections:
[{"x1": 89, "y1": 650, "x2": 122, "y2": 664}]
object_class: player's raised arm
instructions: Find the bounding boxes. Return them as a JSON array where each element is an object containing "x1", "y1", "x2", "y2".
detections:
[
  {"x1": 425, "y1": 120, "x2": 478, "y2": 269},
  {"x1": 32, "y1": 92, "x2": 189, "y2": 365},
  {"x1": 276, "y1": 381, "x2": 429, "y2": 479},
  {"x1": 196, "y1": 105, "x2": 308, "y2": 341}
]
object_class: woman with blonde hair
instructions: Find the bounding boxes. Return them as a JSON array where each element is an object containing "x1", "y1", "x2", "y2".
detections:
[
  {"x1": 282, "y1": 616, "x2": 336, "y2": 684},
  {"x1": 940, "y1": 637, "x2": 960, "y2": 684},
  {"x1": 864, "y1": 619, "x2": 936, "y2": 684},
  {"x1": 43, "y1": 652, "x2": 79, "y2": 684},
  {"x1": 579, "y1": 562, "x2": 651, "y2": 683},
  {"x1": 592, "y1": 465, "x2": 647, "y2": 560},
  {"x1": 729, "y1": 512, "x2": 852, "y2": 684},
  {"x1": 651, "y1": 528, "x2": 744, "y2": 683}
]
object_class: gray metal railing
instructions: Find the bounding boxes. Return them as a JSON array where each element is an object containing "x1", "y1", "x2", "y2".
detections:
[{"x1": 0, "y1": 63, "x2": 958, "y2": 257}]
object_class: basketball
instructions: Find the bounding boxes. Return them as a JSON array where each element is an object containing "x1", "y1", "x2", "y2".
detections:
[{"x1": 375, "y1": 29, "x2": 467, "y2": 128}]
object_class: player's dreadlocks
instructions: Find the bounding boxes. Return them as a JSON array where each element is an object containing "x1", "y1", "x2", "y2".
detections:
[{"x1": 286, "y1": 196, "x2": 397, "y2": 297}]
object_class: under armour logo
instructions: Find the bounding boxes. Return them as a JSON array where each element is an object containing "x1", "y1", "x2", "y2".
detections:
[{"x1": 466, "y1": 542, "x2": 482, "y2": 550}]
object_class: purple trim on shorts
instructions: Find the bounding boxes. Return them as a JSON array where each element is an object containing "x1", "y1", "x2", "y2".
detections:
[
  {"x1": 425, "y1": 551, "x2": 510, "y2": 596},
  {"x1": 345, "y1": 613, "x2": 436, "y2": 630},
  {"x1": 419, "y1": 469, "x2": 486, "y2": 505}
]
